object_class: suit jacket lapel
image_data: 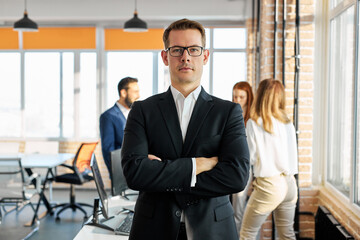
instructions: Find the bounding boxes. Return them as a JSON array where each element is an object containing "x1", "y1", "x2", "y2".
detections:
[
  {"x1": 158, "y1": 89, "x2": 183, "y2": 157},
  {"x1": 183, "y1": 88, "x2": 214, "y2": 156},
  {"x1": 113, "y1": 104, "x2": 126, "y2": 122}
]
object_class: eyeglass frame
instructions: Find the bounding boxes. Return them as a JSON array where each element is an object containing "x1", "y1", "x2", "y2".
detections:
[{"x1": 165, "y1": 46, "x2": 205, "y2": 57}]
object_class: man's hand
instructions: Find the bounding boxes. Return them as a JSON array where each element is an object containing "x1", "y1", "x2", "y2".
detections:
[
  {"x1": 195, "y1": 157, "x2": 218, "y2": 175},
  {"x1": 148, "y1": 154, "x2": 162, "y2": 161}
]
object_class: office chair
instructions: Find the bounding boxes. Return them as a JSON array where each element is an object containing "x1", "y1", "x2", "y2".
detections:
[
  {"x1": 0, "y1": 157, "x2": 40, "y2": 224},
  {"x1": 51, "y1": 142, "x2": 98, "y2": 221},
  {"x1": 110, "y1": 149, "x2": 138, "y2": 200}
]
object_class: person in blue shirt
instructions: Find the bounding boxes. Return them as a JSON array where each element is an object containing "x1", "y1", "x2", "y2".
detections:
[{"x1": 99, "y1": 77, "x2": 140, "y2": 175}]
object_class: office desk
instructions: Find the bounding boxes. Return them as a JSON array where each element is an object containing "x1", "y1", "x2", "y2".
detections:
[
  {"x1": 74, "y1": 197, "x2": 135, "y2": 240},
  {"x1": 0, "y1": 153, "x2": 74, "y2": 225},
  {"x1": 0, "y1": 153, "x2": 74, "y2": 170}
]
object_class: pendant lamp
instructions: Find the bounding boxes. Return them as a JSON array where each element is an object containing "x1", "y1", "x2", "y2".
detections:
[
  {"x1": 124, "y1": 0, "x2": 148, "y2": 32},
  {"x1": 14, "y1": 0, "x2": 38, "y2": 32}
]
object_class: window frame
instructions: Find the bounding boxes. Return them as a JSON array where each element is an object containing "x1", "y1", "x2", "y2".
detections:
[
  {"x1": 0, "y1": 26, "x2": 247, "y2": 141},
  {"x1": 315, "y1": 0, "x2": 360, "y2": 213}
]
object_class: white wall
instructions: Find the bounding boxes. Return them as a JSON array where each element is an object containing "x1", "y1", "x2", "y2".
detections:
[{"x1": 0, "y1": 0, "x2": 252, "y2": 27}]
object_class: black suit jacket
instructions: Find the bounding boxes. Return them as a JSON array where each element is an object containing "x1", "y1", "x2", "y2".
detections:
[{"x1": 122, "y1": 87, "x2": 249, "y2": 240}]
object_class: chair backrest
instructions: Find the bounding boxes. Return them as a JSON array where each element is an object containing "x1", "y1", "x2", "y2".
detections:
[
  {"x1": 0, "y1": 158, "x2": 25, "y2": 199},
  {"x1": 0, "y1": 142, "x2": 20, "y2": 154},
  {"x1": 73, "y1": 142, "x2": 98, "y2": 173},
  {"x1": 110, "y1": 148, "x2": 128, "y2": 196},
  {"x1": 25, "y1": 141, "x2": 59, "y2": 154}
]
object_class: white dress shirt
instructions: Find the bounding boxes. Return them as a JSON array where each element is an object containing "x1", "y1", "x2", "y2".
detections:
[
  {"x1": 116, "y1": 101, "x2": 130, "y2": 119},
  {"x1": 246, "y1": 117, "x2": 298, "y2": 178},
  {"x1": 170, "y1": 85, "x2": 201, "y2": 187}
]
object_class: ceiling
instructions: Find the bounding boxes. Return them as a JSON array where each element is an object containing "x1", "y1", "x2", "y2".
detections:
[{"x1": 0, "y1": 0, "x2": 252, "y2": 28}]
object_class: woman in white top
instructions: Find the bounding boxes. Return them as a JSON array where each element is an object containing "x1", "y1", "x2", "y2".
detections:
[{"x1": 240, "y1": 79, "x2": 298, "y2": 240}]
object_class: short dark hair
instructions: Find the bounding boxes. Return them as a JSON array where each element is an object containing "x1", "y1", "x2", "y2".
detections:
[
  {"x1": 163, "y1": 18, "x2": 206, "y2": 49},
  {"x1": 117, "y1": 77, "x2": 138, "y2": 97}
]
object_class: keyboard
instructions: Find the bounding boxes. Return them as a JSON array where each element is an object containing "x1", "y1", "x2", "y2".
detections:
[{"x1": 114, "y1": 212, "x2": 134, "y2": 235}]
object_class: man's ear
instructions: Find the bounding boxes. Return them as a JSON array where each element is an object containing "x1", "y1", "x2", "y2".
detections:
[
  {"x1": 120, "y1": 89, "x2": 127, "y2": 98},
  {"x1": 203, "y1": 49, "x2": 210, "y2": 65},
  {"x1": 161, "y1": 50, "x2": 169, "y2": 66}
]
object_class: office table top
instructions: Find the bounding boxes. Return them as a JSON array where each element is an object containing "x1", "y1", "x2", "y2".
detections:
[
  {"x1": 0, "y1": 153, "x2": 75, "y2": 168},
  {"x1": 74, "y1": 197, "x2": 135, "y2": 240}
]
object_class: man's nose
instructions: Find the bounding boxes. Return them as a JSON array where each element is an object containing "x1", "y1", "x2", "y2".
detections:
[{"x1": 180, "y1": 49, "x2": 191, "y2": 62}]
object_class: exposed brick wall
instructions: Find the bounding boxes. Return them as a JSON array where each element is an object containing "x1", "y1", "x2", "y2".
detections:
[
  {"x1": 247, "y1": 0, "x2": 316, "y2": 239},
  {"x1": 246, "y1": 18, "x2": 256, "y2": 88}
]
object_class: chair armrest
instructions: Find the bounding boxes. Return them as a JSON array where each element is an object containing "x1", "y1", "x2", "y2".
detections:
[{"x1": 59, "y1": 164, "x2": 75, "y2": 171}]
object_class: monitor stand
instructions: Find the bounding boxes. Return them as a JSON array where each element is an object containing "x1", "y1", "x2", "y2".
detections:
[{"x1": 85, "y1": 198, "x2": 114, "y2": 232}]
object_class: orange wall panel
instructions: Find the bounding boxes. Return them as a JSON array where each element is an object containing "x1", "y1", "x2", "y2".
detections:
[
  {"x1": 105, "y1": 29, "x2": 164, "y2": 50},
  {"x1": 23, "y1": 27, "x2": 96, "y2": 49},
  {"x1": 0, "y1": 28, "x2": 19, "y2": 49}
]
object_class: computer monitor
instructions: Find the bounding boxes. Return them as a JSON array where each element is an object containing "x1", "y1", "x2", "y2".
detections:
[
  {"x1": 90, "y1": 154, "x2": 110, "y2": 219},
  {"x1": 110, "y1": 149, "x2": 128, "y2": 197},
  {"x1": 110, "y1": 149, "x2": 138, "y2": 200}
]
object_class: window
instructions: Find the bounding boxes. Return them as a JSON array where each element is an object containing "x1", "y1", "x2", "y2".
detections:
[
  {"x1": 0, "y1": 53, "x2": 21, "y2": 137},
  {"x1": 62, "y1": 52, "x2": 75, "y2": 138},
  {"x1": 0, "y1": 27, "x2": 247, "y2": 140},
  {"x1": 212, "y1": 52, "x2": 247, "y2": 100},
  {"x1": 24, "y1": 52, "x2": 61, "y2": 138},
  {"x1": 106, "y1": 52, "x2": 154, "y2": 108},
  {"x1": 213, "y1": 28, "x2": 247, "y2": 49},
  {"x1": 211, "y1": 28, "x2": 247, "y2": 101},
  {"x1": 326, "y1": 3, "x2": 359, "y2": 205},
  {"x1": 79, "y1": 52, "x2": 97, "y2": 138}
]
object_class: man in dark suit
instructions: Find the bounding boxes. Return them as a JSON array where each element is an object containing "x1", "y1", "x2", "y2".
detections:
[
  {"x1": 99, "y1": 77, "x2": 139, "y2": 175},
  {"x1": 121, "y1": 19, "x2": 249, "y2": 240}
]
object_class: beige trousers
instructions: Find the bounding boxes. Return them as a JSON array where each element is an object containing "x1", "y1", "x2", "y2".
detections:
[{"x1": 240, "y1": 174, "x2": 298, "y2": 240}]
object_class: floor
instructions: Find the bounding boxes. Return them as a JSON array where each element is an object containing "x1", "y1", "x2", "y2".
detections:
[{"x1": 0, "y1": 188, "x2": 100, "y2": 240}]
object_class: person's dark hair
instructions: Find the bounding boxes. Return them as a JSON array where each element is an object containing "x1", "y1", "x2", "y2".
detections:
[
  {"x1": 163, "y1": 18, "x2": 206, "y2": 49},
  {"x1": 117, "y1": 77, "x2": 138, "y2": 97}
]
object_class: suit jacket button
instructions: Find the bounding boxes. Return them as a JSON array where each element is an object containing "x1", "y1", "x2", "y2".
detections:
[{"x1": 175, "y1": 210, "x2": 181, "y2": 217}]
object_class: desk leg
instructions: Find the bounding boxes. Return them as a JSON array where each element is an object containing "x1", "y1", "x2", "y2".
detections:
[{"x1": 24, "y1": 168, "x2": 53, "y2": 226}]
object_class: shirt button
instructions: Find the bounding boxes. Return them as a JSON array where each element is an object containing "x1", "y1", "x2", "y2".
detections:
[{"x1": 175, "y1": 210, "x2": 181, "y2": 217}]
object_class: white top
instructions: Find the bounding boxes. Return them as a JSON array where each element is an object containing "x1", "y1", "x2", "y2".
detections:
[
  {"x1": 116, "y1": 101, "x2": 130, "y2": 119},
  {"x1": 246, "y1": 118, "x2": 298, "y2": 178},
  {"x1": 170, "y1": 85, "x2": 201, "y2": 187}
]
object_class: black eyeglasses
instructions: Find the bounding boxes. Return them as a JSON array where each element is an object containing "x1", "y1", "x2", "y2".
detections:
[{"x1": 165, "y1": 46, "x2": 204, "y2": 57}]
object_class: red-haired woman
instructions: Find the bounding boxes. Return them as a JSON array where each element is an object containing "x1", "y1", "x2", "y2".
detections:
[
  {"x1": 232, "y1": 81, "x2": 254, "y2": 126},
  {"x1": 232, "y1": 81, "x2": 254, "y2": 235}
]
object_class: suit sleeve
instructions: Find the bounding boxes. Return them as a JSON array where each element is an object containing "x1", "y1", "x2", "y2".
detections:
[
  {"x1": 121, "y1": 101, "x2": 193, "y2": 193},
  {"x1": 100, "y1": 113, "x2": 116, "y2": 173},
  {"x1": 190, "y1": 104, "x2": 250, "y2": 197}
]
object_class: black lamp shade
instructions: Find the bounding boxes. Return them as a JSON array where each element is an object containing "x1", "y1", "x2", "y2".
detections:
[
  {"x1": 14, "y1": 12, "x2": 38, "y2": 32},
  {"x1": 124, "y1": 12, "x2": 148, "y2": 32}
]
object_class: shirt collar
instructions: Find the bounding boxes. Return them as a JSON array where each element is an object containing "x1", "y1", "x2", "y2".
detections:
[
  {"x1": 115, "y1": 101, "x2": 130, "y2": 118},
  {"x1": 170, "y1": 85, "x2": 201, "y2": 101}
]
